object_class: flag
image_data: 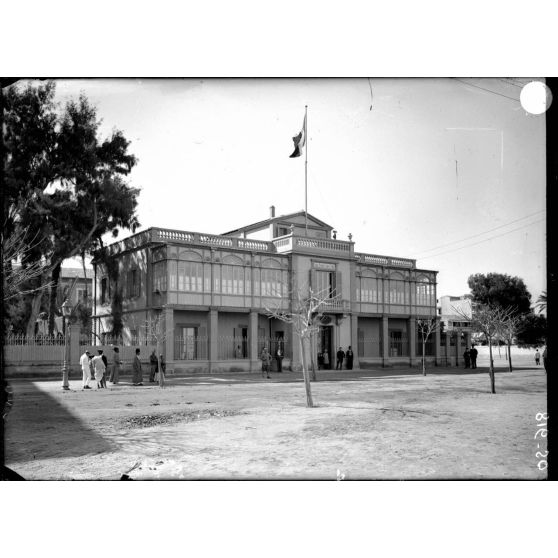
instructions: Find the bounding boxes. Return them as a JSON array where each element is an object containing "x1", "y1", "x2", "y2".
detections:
[{"x1": 289, "y1": 114, "x2": 306, "y2": 158}]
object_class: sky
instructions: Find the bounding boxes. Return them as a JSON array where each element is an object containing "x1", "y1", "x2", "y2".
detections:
[{"x1": 46, "y1": 78, "x2": 546, "y2": 304}]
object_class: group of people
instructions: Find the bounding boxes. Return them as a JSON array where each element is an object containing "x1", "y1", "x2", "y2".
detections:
[
  {"x1": 462, "y1": 346, "x2": 478, "y2": 369},
  {"x1": 80, "y1": 347, "x2": 122, "y2": 389},
  {"x1": 80, "y1": 347, "x2": 165, "y2": 389},
  {"x1": 317, "y1": 346, "x2": 354, "y2": 370}
]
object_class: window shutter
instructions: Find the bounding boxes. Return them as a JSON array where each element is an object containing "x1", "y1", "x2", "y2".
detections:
[
  {"x1": 334, "y1": 271, "x2": 342, "y2": 299},
  {"x1": 309, "y1": 269, "x2": 317, "y2": 293},
  {"x1": 258, "y1": 326, "x2": 266, "y2": 354}
]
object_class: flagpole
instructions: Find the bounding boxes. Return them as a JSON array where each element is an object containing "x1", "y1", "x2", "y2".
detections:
[{"x1": 304, "y1": 105, "x2": 308, "y2": 236}]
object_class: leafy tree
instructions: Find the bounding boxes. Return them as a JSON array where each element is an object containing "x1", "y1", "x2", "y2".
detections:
[
  {"x1": 3, "y1": 81, "x2": 140, "y2": 336},
  {"x1": 515, "y1": 313, "x2": 547, "y2": 347},
  {"x1": 467, "y1": 273, "x2": 532, "y2": 315},
  {"x1": 535, "y1": 291, "x2": 547, "y2": 314}
]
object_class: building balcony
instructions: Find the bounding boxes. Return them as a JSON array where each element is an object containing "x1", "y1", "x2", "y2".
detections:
[
  {"x1": 318, "y1": 296, "x2": 351, "y2": 314},
  {"x1": 355, "y1": 252, "x2": 415, "y2": 268},
  {"x1": 273, "y1": 234, "x2": 353, "y2": 257}
]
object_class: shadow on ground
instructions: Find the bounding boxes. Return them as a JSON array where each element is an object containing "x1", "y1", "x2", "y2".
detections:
[{"x1": 4, "y1": 381, "x2": 116, "y2": 465}]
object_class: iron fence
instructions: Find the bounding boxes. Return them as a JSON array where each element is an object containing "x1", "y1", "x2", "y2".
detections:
[
  {"x1": 174, "y1": 335, "x2": 208, "y2": 360},
  {"x1": 357, "y1": 337, "x2": 383, "y2": 358},
  {"x1": 4, "y1": 334, "x2": 66, "y2": 363}
]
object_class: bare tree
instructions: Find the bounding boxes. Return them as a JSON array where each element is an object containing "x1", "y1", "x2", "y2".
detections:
[
  {"x1": 140, "y1": 314, "x2": 171, "y2": 387},
  {"x1": 265, "y1": 285, "x2": 333, "y2": 408},
  {"x1": 416, "y1": 317, "x2": 439, "y2": 376},
  {"x1": 455, "y1": 303, "x2": 513, "y2": 394},
  {"x1": 496, "y1": 310, "x2": 522, "y2": 372},
  {"x1": 2, "y1": 228, "x2": 53, "y2": 302}
]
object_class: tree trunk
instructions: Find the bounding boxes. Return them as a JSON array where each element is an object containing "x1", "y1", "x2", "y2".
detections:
[
  {"x1": 157, "y1": 337, "x2": 165, "y2": 387},
  {"x1": 507, "y1": 340, "x2": 513, "y2": 372},
  {"x1": 488, "y1": 339, "x2": 496, "y2": 394},
  {"x1": 422, "y1": 341, "x2": 426, "y2": 376},
  {"x1": 299, "y1": 336, "x2": 314, "y2": 408},
  {"x1": 26, "y1": 275, "x2": 47, "y2": 336},
  {"x1": 310, "y1": 331, "x2": 317, "y2": 381},
  {"x1": 48, "y1": 262, "x2": 62, "y2": 335},
  {"x1": 81, "y1": 252, "x2": 88, "y2": 302}
]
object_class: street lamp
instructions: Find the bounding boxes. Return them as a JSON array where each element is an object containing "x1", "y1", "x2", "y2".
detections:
[{"x1": 61, "y1": 299, "x2": 72, "y2": 390}]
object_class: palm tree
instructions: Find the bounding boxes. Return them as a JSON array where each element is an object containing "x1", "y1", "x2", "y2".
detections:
[{"x1": 535, "y1": 291, "x2": 547, "y2": 314}]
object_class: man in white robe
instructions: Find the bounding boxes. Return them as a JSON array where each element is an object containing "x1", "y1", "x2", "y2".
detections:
[{"x1": 80, "y1": 350, "x2": 92, "y2": 389}]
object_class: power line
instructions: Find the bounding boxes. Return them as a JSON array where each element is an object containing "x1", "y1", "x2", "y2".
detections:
[
  {"x1": 498, "y1": 78, "x2": 523, "y2": 89},
  {"x1": 453, "y1": 78, "x2": 520, "y2": 102},
  {"x1": 412, "y1": 210, "x2": 546, "y2": 257},
  {"x1": 417, "y1": 218, "x2": 545, "y2": 261}
]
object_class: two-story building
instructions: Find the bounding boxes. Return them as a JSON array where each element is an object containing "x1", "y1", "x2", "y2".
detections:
[
  {"x1": 91, "y1": 208, "x2": 440, "y2": 372},
  {"x1": 437, "y1": 294, "x2": 474, "y2": 365}
]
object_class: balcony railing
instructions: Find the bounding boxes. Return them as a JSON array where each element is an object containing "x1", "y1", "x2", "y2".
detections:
[
  {"x1": 318, "y1": 297, "x2": 350, "y2": 312},
  {"x1": 153, "y1": 229, "x2": 274, "y2": 251},
  {"x1": 273, "y1": 235, "x2": 352, "y2": 256},
  {"x1": 355, "y1": 252, "x2": 415, "y2": 268},
  {"x1": 101, "y1": 229, "x2": 418, "y2": 271}
]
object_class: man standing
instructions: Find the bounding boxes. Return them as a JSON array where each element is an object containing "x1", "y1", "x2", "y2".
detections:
[
  {"x1": 110, "y1": 347, "x2": 122, "y2": 384},
  {"x1": 149, "y1": 349, "x2": 158, "y2": 383},
  {"x1": 469, "y1": 345, "x2": 478, "y2": 369},
  {"x1": 132, "y1": 348, "x2": 143, "y2": 386},
  {"x1": 535, "y1": 349, "x2": 541, "y2": 366},
  {"x1": 463, "y1": 347, "x2": 471, "y2": 368},
  {"x1": 261, "y1": 347, "x2": 272, "y2": 379},
  {"x1": 336, "y1": 347, "x2": 345, "y2": 370},
  {"x1": 275, "y1": 346, "x2": 284, "y2": 372},
  {"x1": 80, "y1": 350, "x2": 92, "y2": 389},
  {"x1": 346, "y1": 346, "x2": 354, "y2": 370},
  {"x1": 92, "y1": 350, "x2": 106, "y2": 389}
]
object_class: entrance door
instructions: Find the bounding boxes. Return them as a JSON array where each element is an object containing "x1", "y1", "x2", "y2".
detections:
[{"x1": 318, "y1": 326, "x2": 332, "y2": 369}]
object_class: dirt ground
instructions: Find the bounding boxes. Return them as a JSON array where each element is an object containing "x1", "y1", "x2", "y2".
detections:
[{"x1": 4, "y1": 362, "x2": 548, "y2": 480}]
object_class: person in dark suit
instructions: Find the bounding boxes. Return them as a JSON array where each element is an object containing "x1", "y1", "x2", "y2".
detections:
[
  {"x1": 463, "y1": 348, "x2": 471, "y2": 368},
  {"x1": 336, "y1": 347, "x2": 345, "y2": 370},
  {"x1": 346, "y1": 346, "x2": 354, "y2": 370},
  {"x1": 469, "y1": 345, "x2": 478, "y2": 369}
]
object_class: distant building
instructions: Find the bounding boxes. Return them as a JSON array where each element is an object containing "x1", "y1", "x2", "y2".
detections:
[
  {"x1": 92, "y1": 208, "x2": 440, "y2": 372},
  {"x1": 437, "y1": 294, "x2": 475, "y2": 365},
  {"x1": 34, "y1": 267, "x2": 93, "y2": 335},
  {"x1": 438, "y1": 295, "x2": 472, "y2": 331}
]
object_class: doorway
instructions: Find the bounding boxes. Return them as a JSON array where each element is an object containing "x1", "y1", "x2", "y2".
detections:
[{"x1": 318, "y1": 326, "x2": 332, "y2": 369}]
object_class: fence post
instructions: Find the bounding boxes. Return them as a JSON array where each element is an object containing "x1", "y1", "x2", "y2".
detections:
[
  {"x1": 435, "y1": 318, "x2": 442, "y2": 366},
  {"x1": 382, "y1": 316, "x2": 390, "y2": 367},
  {"x1": 408, "y1": 317, "x2": 416, "y2": 367},
  {"x1": 208, "y1": 308, "x2": 218, "y2": 373},
  {"x1": 249, "y1": 310, "x2": 259, "y2": 372},
  {"x1": 70, "y1": 325, "x2": 81, "y2": 371}
]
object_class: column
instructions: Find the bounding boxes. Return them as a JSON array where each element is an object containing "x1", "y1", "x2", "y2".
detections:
[
  {"x1": 445, "y1": 331, "x2": 451, "y2": 366},
  {"x1": 350, "y1": 314, "x2": 360, "y2": 370},
  {"x1": 464, "y1": 330, "x2": 471, "y2": 349},
  {"x1": 382, "y1": 315, "x2": 390, "y2": 367},
  {"x1": 456, "y1": 328, "x2": 462, "y2": 367},
  {"x1": 248, "y1": 310, "x2": 259, "y2": 372},
  {"x1": 435, "y1": 318, "x2": 442, "y2": 366},
  {"x1": 70, "y1": 324, "x2": 81, "y2": 369},
  {"x1": 408, "y1": 317, "x2": 416, "y2": 367},
  {"x1": 208, "y1": 308, "x2": 218, "y2": 373},
  {"x1": 164, "y1": 306, "x2": 174, "y2": 365}
]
